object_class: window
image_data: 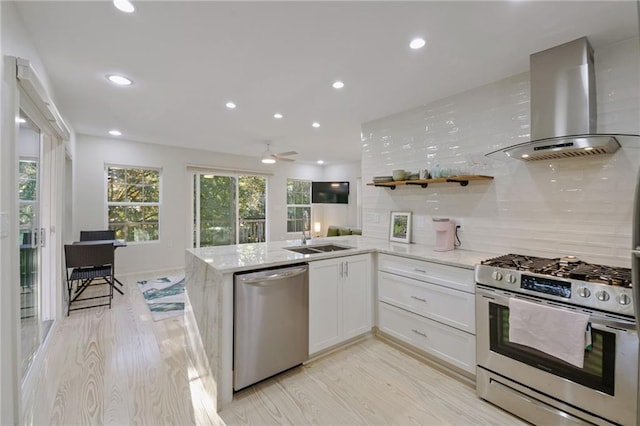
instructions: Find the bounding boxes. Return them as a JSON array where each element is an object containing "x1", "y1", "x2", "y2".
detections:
[
  {"x1": 192, "y1": 171, "x2": 267, "y2": 248},
  {"x1": 286, "y1": 179, "x2": 311, "y2": 232},
  {"x1": 107, "y1": 166, "x2": 160, "y2": 242}
]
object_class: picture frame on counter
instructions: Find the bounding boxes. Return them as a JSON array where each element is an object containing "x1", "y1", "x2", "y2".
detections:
[{"x1": 389, "y1": 211, "x2": 412, "y2": 243}]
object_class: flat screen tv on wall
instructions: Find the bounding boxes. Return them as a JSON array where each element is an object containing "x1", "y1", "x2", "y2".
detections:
[{"x1": 312, "y1": 181, "x2": 349, "y2": 204}]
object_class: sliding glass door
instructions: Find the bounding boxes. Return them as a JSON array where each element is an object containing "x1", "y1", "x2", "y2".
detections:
[
  {"x1": 238, "y1": 176, "x2": 267, "y2": 244},
  {"x1": 17, "y1": 111, "x2": 51, "y2": 378},
  {"x1": 192, "y1": 172, "x2": 266, "y2": 248},
  {"x1": 196, "y1": 174, "x2": 236, "y2": 247}
]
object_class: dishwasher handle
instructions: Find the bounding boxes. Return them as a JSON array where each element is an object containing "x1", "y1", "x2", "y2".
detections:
[{"x1": 236, "y1": 266, "x2": 308, "y2": 284}]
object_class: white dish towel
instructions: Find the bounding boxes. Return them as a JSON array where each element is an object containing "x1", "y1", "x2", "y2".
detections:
[{"x1": 508, "y1": 297, "x2": 590, "y2": 368}]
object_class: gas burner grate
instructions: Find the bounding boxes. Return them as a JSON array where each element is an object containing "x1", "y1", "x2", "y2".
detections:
[
  {"x1": 481, "y1": 254, "x2": 556, "y2": 271},
  {"x1": 481, "y1": 254, "x2": 632, "y2": 288}
]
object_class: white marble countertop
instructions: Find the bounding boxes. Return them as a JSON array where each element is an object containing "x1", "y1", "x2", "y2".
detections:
[{"x1": 187, "y1": 235, "x2": 500, "y2": 273}]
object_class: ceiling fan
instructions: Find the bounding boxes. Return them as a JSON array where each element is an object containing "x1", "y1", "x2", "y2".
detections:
[{"x1": 261, "y1": 142, "x2": 298, "y2": 164}]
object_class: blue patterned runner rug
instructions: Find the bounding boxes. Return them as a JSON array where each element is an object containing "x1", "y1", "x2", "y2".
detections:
[{"x1": 136, "y1": 275, "x2": 185, "y2": 321}]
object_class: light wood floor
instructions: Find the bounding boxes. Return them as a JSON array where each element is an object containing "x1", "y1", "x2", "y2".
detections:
[{"x1": 25, "y1": 272, "x2": 526, "y2": 425}]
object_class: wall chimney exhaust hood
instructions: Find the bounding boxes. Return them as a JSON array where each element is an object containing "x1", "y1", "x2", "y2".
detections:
[{"x1": 487, "y1": 37, "x2": 639, "y2": 161}]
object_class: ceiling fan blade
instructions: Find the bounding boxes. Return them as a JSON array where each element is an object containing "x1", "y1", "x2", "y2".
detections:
[
  {"x1": 276, "y1": 156, "x2": 295, "y2": 162},
  {"x1": 275, "y1": 151, "x2": 298, "y2": 157}
]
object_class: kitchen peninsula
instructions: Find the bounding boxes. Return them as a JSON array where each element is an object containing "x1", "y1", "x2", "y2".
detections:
[{"x1": 184, "y1": 235, "x2": 498, "y2": 411}]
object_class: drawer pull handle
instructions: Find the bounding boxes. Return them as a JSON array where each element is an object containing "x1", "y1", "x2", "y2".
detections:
[
  {"x1": 410, "y1": 296, "x2": 427, "y2": 302},
  {"x1": 411, "y1": 329, "x2": 427, "y2": 337},
  {"x1": 413, "y1": 268, "x2": 427, "y2": 273}
]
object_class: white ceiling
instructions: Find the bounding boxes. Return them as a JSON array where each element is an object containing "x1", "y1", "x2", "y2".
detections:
[{"x1": 13, "y1": 1, "x2": 640, "y2": 164}]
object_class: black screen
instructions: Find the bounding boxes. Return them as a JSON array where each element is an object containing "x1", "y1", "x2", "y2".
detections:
[{"x1": 312, "y1": 181, "x2": 349, "y2": 204}]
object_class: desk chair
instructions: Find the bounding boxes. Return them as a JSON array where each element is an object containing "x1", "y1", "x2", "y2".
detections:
[
  {"x1": 64, "y1": 243, "x2": 114, "y2": 315},
  {"x1": 79, "y1": 229, "x2": 124, "y2": 292}
]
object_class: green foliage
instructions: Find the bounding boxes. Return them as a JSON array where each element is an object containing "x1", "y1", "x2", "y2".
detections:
[
  {"x1": 19, "y1": 160, "x2": 38, "y2": 230},
  {"x1": 286, "y1": 179, "x2": 311, "y2": 232},
  {"x1": 286, "y1": 179, "x2": 310, "y2": 205},
  {"x1": 108, "y1": 167, "x2": 159, "y2": 203},
  {"x1": 198, "y1": 175, "x2": 236, "y2": 246},
  {"x1": 196, "y1": 174, "x2": 267, "y2": 247},
  {"x1": 19, "y1": 160, "x2": 38, "y2": 201},
  {"x1": 107, "y1": 167, "x2": 160, "y2": 242},
  {"x1": 239, "y1": 176, "x2": 266, "y2": 219}
]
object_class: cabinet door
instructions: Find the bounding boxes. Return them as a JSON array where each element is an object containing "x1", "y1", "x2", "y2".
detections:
[
  {"x1": 309, "y1": 259, "x2": 342, "y2": 354},
  {"x1": 341, "y1": 254, "x2": 372, "y2": 340}
]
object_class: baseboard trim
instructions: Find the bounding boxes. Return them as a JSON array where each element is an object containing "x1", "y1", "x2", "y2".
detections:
[{"x1": 306, "y1": 332, "x2": 373, "y2": 363}]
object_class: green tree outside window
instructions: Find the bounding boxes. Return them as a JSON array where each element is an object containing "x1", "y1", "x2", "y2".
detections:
[
  {"x1": 107, "y1": 166, "x2": 160, "y2": 242},
  {"x1": 286, "y1": 179, "x2": 311, "y2": 232}
]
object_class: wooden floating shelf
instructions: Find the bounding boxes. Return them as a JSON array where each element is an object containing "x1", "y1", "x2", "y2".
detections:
[{"x1": 367, "y1": 175, "x2": 494, "y2": 190}]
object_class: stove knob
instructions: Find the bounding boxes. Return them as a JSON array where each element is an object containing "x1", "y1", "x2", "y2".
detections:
[
  {"x1": 617, "y1": 294, "x2": 632, "y2": 306},
  {"x1": 506, "y1": 273, "x2": 517, "y2": 284},
  {"x1": 492, "y1": 271, "x2": 503, "y2": 281},
  {"x1": 577, "y1": 287, "x2": 591, "y2": 298},
  {"x1": 596, "y1": 291, "x2": 610, "y2": 302}
]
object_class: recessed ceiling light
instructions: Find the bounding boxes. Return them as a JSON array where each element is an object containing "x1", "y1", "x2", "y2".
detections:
[
  {"x1": 332, "y1": 81, "x2": 344, "y2": 89},
  {"x1": 273, "y1": 113, "x2": 283, "y2": 119},
  {"x1": 312, "y1": 122, "x2": 320, "y2": 128},
  {"x1": 226, "y1": 102, "x2": 237, "y2": 109},
  {"x1": 317, "y1": 160, "x2": 324, "y2": 165},
  {"x1": 109, "y1": 129, "x2": 122, "y2": 136},
  {"x1": 113, "y1": 0, "x2": 135, "y2": 13},
  {"x1": 107, "y1": 74, "x2": 133, "y2": 86},
  {"x1": 409, "y1": 37, "x2": 426, "y2": 49},
  {"x1": 16, "y1": 117, "x2": 26, "y2": 124}
]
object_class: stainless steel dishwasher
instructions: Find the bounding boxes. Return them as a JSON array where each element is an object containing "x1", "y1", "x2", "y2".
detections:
[{"x1": 234, "y1": 264, "x2": 309, "y2": 391}]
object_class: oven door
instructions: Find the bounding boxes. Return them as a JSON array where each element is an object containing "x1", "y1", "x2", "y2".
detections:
[{"x1": 476, "y1": 285, "x2": 638, "y2": 426}]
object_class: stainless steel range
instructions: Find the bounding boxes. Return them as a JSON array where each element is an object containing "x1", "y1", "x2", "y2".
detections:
[{"x1": 475, "y1": 254, "x2": 638, "y2": 426}]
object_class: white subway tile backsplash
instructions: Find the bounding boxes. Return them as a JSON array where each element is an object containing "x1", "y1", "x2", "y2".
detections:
[{"x1": 361, "y1": 39, "x2": 640, "y2": 266}]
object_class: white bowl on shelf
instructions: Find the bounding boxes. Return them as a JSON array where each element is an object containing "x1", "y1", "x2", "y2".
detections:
[{"x1": 392, "y1": 169, "x2": 406, "y2": 181}]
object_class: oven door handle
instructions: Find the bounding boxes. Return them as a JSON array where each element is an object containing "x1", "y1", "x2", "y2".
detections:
[
  {"x1": 589, "y1": 319, "x2": 636, "y2": 333},
  {"x1": 476, "y1": 287, "x2": 636, "y2": 332}
]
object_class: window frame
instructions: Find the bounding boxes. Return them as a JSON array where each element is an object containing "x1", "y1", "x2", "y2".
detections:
[
  {"x1": 188, "y1": 166, "x2": 270, "y2": 248},
  {"x1": 105, "y1": 164, "x2": 162, "y2": 244},
  {"x1": 286, "y1": 178, "x2": 312, "y2": 234}
]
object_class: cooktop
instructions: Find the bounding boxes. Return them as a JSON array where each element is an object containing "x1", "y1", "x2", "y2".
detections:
[{"x1": 481, "y1": 254, "x2": 631, "y2": 288}]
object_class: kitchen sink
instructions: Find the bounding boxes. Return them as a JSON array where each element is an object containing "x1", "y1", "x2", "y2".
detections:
[
  {"x1": 312, "y1": 244, "x2": 352, "y2": 252},
  {"x1": 285, "y1": 244, "x2": 353, "y2": 255}
]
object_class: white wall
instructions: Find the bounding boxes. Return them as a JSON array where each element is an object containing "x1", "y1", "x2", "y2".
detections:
[
  {"x1": 317, "y1": 162, "x2": 361, "y2": 232},
  {"x1": 362, "y1": 38, "x2": 640, "y2": 267},
  {"x1": 75, "y1": 135, "x2": 361, "y2": 274}
]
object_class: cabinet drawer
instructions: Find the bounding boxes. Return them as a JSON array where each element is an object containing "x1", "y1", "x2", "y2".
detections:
[
  {"x1": 378, "y1": 254, "x2": 474, "y2": 293},
  {"x1": 378, "y1": 271, "x2": 475, "y2": 334},
  {"x1": 378, "y1": 302, "x2": 476, "y2": 374}
]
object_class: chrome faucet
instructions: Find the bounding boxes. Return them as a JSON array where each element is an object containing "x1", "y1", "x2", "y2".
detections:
[{"x1": 301, "y1": 210, "x2": 310, "y2": 244}]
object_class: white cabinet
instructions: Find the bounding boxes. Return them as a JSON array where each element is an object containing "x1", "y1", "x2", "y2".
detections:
[
  {"x1": 378, "y1": 302, "x2": 475, "y2": 373},
  {"x1": 378, "y1": 254, "x2": 474, "y2": 293},
  {"x1": 309, "y1": 254, "x2": 372, "y2": 355},
  {"x1": 377, "y1": 254, "x2": 476, "y2": 375},
  {"x1": 378, "y1": 271, "x2": 475, "y2": 333},
  {"x1": 308, "y1": 260, "x2": 341, "y2": 352}
]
